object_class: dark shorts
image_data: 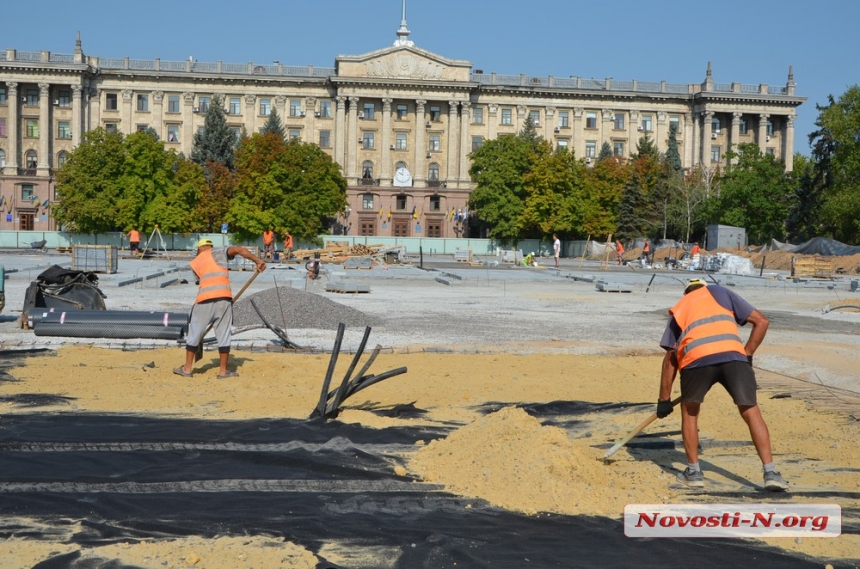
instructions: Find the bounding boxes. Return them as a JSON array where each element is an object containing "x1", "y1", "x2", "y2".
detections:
[{"x1": 680, "y1": 360, "x2": 757, "y2": 406}]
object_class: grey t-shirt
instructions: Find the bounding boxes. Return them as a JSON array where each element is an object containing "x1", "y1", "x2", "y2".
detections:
[{"x1": 660, "y1": 285, "x2": 754, "y2": 368}]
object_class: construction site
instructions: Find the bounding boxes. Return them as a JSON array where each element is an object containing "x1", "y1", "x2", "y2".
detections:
[{"x1": 1, "y1": 242, "x2": 859, "y2": 568}]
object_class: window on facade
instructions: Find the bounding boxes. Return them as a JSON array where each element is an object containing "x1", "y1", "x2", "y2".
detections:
[
  {"x1": 319, "y1": 100, "x2": 332, "y2": 118},
  {"x1": 105, "y1": 123, "x2": 118, "y2": 133},
  {"x1": 168, "y1": 95, "x2": 180, "y2": 113},
  {"x1": 289, "y1": 100, "x2": 302, "y2": 117},
  {"x1": 614, "y1": 113, "x2": 625, "y2": 130},
  {"x1": 669, "y1": 116, "x2": 680, "y2": 134},
  {"x1": 428, "y1": 163, "x2": 439, "y2": 181},
  {"x1": 614, "y1": 141, "x2": 624, "y2": 156},
  {"x1": 57, "y1": 90, "x2": 71, "y2": 107},
  {"x1": 167, "y1": 125, "x2": 179, "y2": 142},
  {"x1": 501, "y1": 108, "x2": 512, "y2": 125},
  {"x1": 25, "y1": 151, "x2": 37, "y2": 169},
  {"x1": 739, "y1": 117, "x2": 748, "y2": 135},
  {"x1": 641, "y1": 115, "x2": 653, "y2": 132},
  {"x1": 430, "y1": 195, "x2": 441, "y2": 211},
  {"x1": 362, "y1": 161, "x2": 374, "y2": 179},
  {"x1": 766, "y1": 120, "x2": 774, "y2": 136},
  {"x1": 27, "y1": 89, "x2": 40, "y2": 106},
  {"x1": 26, "y1": 119, "x2": 39, "y2": 138},
  {"x1": 586, "y1": 112, "x2": 597, "y2": 129},
  {"x1": 396, "y1": 104, "x2": 408, "y2": 120},
  {"x1": 0, "y1": 149, "x2": 5, "y2": 168},
  {"x1": 197, "y1": 126, "x2": 205, "y2": 136},
  {"x1": 557, "y1": 139, "x2": 569, "y2": 151},
  {"x1": 529, "y1": 110, "x2": 540, "y2": 125},
  {"x1": 711, "y1": 117, "x2": 721, "y2": 133},
  {"x1": 362, "y1": 193, "x2": 374, "y2": 209},
  {"x1": 289, "y1": 129, "x2": 301, "y2": 140},
  {"x1": 136, "y1": 94, "x2": 148, "y2": 112},
  {"x1": 585, "y1": 141, "x2": 596, "y2": 158},
  {"x1": 362, "y1": 132, "x2": 374, "y2": 149},
  {"x1": 472, "y1": 107, "x2": 483, "y2": 124},
  {"x1": 105, "y1": 93, "x2": 118, "y2": 110},
  {"x1": 57, "y1": 151, "x2": 68, "y2": 168},
  {"x1": 766, "y1": 147, "x2": 775, "y2": 156},
  {"x1": 558, "y1": 111, "x2": 569, "y2": 128},
  {"x1": 396, "y1": 194, "x2": 407, "y2": 210},
  {"x1": 711, "y1": 146, "x2": 721, "y2": 162},
  {"x1": 429, "y1": 135, "x2": 440, "y2": 152},
  {"x1": 138, "y1": 124, "x2": 150, "y2": 132},
  {"x1": 22, "y1": 184, "x2": 34, "y2": 201},
  {"x1": 319, "y1": 130, "x2": 331, "y2": 148},
  {"x1": 428, "y1": 106, "x2": 441, "y2": 121},
  {"x1": 198, "y1": 97, "x2": 210, "y2": 113},
  {"x1": 259, "y1": 98, "x2": 271, "y2": 116},
  {"x1": 395, "y1": 133, "x2": 407, "y2": 150},
  {"x1": 362, "y1": 103, "x2": 375, "y2": 120},
  {"x1": 58, "y1": 121, "x2": 71, "y2": 139},
  {"x1": 0, "y1": 118, "x2": 5, "y2": 137},
  {"x1": 471, "y1": 136, "x2": 483, "y2": 152},
  {"x1": 229, "y1": 98, "x2": 241, "y2": 115},
  {"x1": 0, "y1": 86, "x2": 6, "y2": 105}
]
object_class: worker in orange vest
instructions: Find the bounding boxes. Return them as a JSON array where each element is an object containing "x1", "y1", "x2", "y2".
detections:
[
  {"x1": 127, "y1": 228, "x2": 141, "y2": 256},
  {"x1": 642, "y1": 239, "x2": 651, "y2": 264},
  {"x1": 615, "y1": 240, "x2": 625, "y2": 265},
  {"x1": 175, "y1": 239, "x2": 265, "y2": 380},
  {"x1": 262, "y1": 229, "x2": 275, "y2": 260},
  {"x1": 283, "y1": 231, "x2": 294, "y2": 257},
  {"x1": 691, "y1": 242, "x2": 700, "y2": 256}
]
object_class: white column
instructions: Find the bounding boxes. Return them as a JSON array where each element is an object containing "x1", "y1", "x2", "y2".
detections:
[
  {"x1": 413, "y1": 99, "x2": 426, "y2": 183},
  {"x1": 573, "y1": 107, "x2": 584, "y2": 159},
  {"x1": 446, "y1": 100, "x2": 459, "y2": 182},
  {"x1": 656, "y1": 111, "x2": 668, "y2": 154},
  {"x1": 38, "y1": 83, "x2": 51, "y2": 172},
  {"x1": 601, "y1": 108, "x2": 613, "y2": 150},
  {"x1": 152, "y1": 91, "x2": 163, "y2": 140},
  {"x1": 380, "y1": 98, "x2": 393, "y2": 183},
  {"x1": 487, "y1": 104, "x2": 498, "y2": 140},
  {"x1": 347, "y1": 96, "x2": 360, "y2": 183},
  {"x1": 182, "y1": 92, "x2": 195, "y2": 152},
  {"x1": 758, "y1": 113, "x2": 769, "y2": 150},
  {"x1": 244, "y1": 94, "x2": 256, "y2": 135},
  {"x1": 121, "y1": 89, "x2": 133, "y2": 134},
  {"x1": 458, "y1": 101, "x2": 471, "y2": 185},
  {"x1": 334, "y1": 96, "x2": 347, "y2": 169},
  {"x1": 730, "y1": 112, "x2": 742, "y2": 165},
  {"x1": 4, "y1": 82, "x2": 19, "y2": 173},
  {"x1": 304, "y1": 97, "x2": 317, "y2": 143},
  {"x1": 71, "y1": 85, "x2": 83, "y2": 146},
  {"x1": 691, "y1": 112, "x2": 700, "y2": 166},
  {"x1": 628, "y1": 110, "x2": 639, "y2": 154},
  {"x1": 683, "y1": 113, "x2": 694, "y2": 169},
  {"x1": 702, "y1": 111, "x2": 714, "y2": 165},
  {"x1": 785, "y1": 114, "x2": 795, "y2": 171}
]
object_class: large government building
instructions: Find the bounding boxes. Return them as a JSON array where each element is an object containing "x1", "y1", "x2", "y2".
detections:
[{"x1": 0, "y1": 7, "x2": 804, "y2": 237}]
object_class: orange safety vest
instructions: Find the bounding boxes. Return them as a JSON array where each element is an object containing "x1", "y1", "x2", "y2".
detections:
[
  {"x1": 643, "y1": 242, "x2": 650, "y2": 253},
  {"x1": 691, "y1": 245, "x2": 700, "y2": 256},
  {"x1": 189, "y1": 249, "x2": 232, "y2": 304},
  {"x1": 616, "y1": 242, "x2": 624, "y2": 255},
  {"x1": 283, "y1": 233, "x2": 293, "y2": 249},
  {"x1": 669, "y1": 287, "x2": 746, "y2": 369},
  {"x1": 129, "y1": 230, "x2": 140, "y2": 242},
  {"x1": 263, "y1": 230, "x2": 274, "y2": 245}
]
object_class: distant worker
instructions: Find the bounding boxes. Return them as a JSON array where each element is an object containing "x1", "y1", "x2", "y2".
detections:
[
  {"x1": 553, "y1": 234, "x2": 561, "y2": 268},
  {"x1": 174, "y1": 239, "x2": 266, "y2": 380},
  {"x1": 283, "y1": 231, "x2": 294, "y2": 257},
  {"x1": 691, "y1": 242, "x2": 700, "y2": 257},
  {"x1": 643, "y1": 239, "x2": 651, "y2": 265},
  {"x1": 127, "y1": 228, "x2": 141, "y2": 257},
  {"x1": 656, "y1": 278, "x2": 788, "y2": 492},
  {"x1": 522, "y1": 252, "x2": 537, "y2": 267},
  {"x1": 615, "y1": 240, "x2": 625, "y2": 265},
  {"x1": 262, "y1": 229, "x2": 275, "y2": 260}
]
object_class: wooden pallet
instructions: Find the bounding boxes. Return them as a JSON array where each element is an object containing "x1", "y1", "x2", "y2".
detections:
[{"x1": 793, "y1": 256, "x2": 833, "y2": 279}]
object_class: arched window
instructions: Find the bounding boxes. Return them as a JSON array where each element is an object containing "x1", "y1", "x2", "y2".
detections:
[
  {"x1": 57, "y1": 151, "x2": 68, "y2": 168},
  {"x1": 395, "y1": 161, "x2": 407, "y2": 172},
  {"x1": 428, "y1": 163, "x2": 440, "y2": 181},
  {"x1": 26, "y1": 150, "x2": 38, "y2": 169},
  {"x1": 0, "y1": 149, "x2": 5, "y2": 168},
  {"x1": 362, "y1": 161, "x2": 374, "y2": 179}
]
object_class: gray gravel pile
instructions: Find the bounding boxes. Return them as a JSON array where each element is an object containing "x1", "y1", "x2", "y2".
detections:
[{"x1": 233, "y1": 286, "x2": 378, "y2": 330}]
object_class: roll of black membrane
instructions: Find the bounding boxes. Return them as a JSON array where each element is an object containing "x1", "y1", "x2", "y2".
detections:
[
  {"x1": 34, "y1": 310, "x2": 189, "y2": 331},
  {"x1": 33, "y1": 322, "x2": 184, "y2": 340}
]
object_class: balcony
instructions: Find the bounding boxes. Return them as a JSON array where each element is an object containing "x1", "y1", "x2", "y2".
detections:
[
  {"x1": 427, "y1": 180, "x2": 444, "y2": 188},
  {"x1": 359, "y1": 178, "x2": 379, "y2": 186}
]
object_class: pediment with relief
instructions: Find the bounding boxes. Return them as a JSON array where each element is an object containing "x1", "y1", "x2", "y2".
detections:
[
  {"x1": 337, "y1": 46, "x2": 472, "y2": 83},
  {"x1": 366, "y1": 54, "x2": 443, "y2": 80}
]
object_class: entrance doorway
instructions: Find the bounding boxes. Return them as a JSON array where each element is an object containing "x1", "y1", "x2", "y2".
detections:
[{"x1": 19, "y1": 212, "x2": 35, "y2": 231}]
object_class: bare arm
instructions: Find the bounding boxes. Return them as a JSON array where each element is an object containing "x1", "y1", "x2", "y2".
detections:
[
  {"x1": 227, "y1": 246, "x2": 267, "y2": 273},
  {"x1": 743, "y1": 309, "x2": 769, "y2": 356},
  {"x1": 659, "y1": 349, "x2": 678, "y2": 401}
]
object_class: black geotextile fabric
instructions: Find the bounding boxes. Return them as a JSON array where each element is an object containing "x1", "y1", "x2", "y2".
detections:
[{"x1": 0, "y1": 413, "x2": 824, "y2": 569}]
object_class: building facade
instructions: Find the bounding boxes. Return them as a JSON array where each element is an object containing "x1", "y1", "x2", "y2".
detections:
[{"x1": 0, "y1": 19, "x2": 804, "y2": 236}]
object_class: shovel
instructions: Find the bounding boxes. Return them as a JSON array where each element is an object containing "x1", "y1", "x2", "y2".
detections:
[
  {"x1": 603, "y1": 396, "x2": 682, "y2": 460},
  {"x1": 194, "y1": 269, "x2": 260, "y2": 362}
]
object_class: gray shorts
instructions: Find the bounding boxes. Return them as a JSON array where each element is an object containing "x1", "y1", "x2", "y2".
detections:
[
  {"x1": 680, "y1": 360, "x2": 757, "y2": 406},
  {"x1": 186, "y1": 300, "x2": 232, "y2": 350}
]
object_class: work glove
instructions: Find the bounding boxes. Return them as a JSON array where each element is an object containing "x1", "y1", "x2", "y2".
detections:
[
  {"x1": 747, "y1": 354, "x2": 753, "y2": 367},
  {"x1": 656, "y1": 399, "x2": 674, "y2": 419}
]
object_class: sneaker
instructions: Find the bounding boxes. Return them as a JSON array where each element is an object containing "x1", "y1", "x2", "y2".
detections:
[
  {"x1": 677, "y1": 467, "x2": 704, "y2": 488},
  {"x1": 764, "y1": 470, "x2": 789, "y2": 491}
]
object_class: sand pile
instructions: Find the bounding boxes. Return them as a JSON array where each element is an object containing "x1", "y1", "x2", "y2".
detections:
[{"x1": 410, "y1": 406, "x2": 671, "y2": 517}]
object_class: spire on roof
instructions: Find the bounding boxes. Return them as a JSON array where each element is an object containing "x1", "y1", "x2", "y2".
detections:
[{"x1": 393, "y1": 0, "x2": 414, "y2": 47}]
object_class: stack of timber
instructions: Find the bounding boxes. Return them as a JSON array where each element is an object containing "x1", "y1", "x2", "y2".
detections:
[{"x1": 792, "y1": 256, "x2": 834, "y2": 279}]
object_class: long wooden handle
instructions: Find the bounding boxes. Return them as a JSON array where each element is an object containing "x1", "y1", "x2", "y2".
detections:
[
  {"x1": 603, "y1": 396, "x2": 682, "y2": 459},
  {"x1": 232, "y1": 268, "x2": 261, "y2": 304}
]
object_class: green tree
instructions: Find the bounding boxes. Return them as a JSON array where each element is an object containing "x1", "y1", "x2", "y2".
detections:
[
  {"x1": 519, "y1": 116, "x2": 541, "y2": 146},
  {"x1": 665, "y1": 122, "x2": 682, "y2": 174},
  {"x1": 228, "y1": 133, "x2": 347, "y2": 242},
  {"x1": 785, "y1": 154, "x2": 819, "y2": 241},
  {"x1": 627, "y1": 134, "x2": 666, "y2": 238},
  {"x1": 597, "y1": 142, "x2": 613, "y2": 163},
  {"x1": 261, "y1": 107, "x2": 286, "y2": 139},
  {"x1": 194, "y1": 160, "x2": 234, "y2": 233},
  {"x1": 582, "y1": 154, "x2": 629, "y2": 237},
  {"x1": 190, "y1": 95, "x2": 236, "y2": 171},
  {"x1": 54, "y1": 128, "x2": 127, "y2": 233},
  {"x1": 706, "y1": 143, "x2": 794, "y2": 243},
  {"x1": 666, "y1": 165, "x2": 712, "y2": 243},
  {"x1": 140, "y1": 159, "x2": 208, "y2": 233},
  {"x1": 115, "y1": 130, "x2": 179, "y2": 232},
  {"x1": 467, "y1": 134, "x2": 546, "y2": 241},
  {"x1": 520, "y1": 147, "x2": 588, "y2": 238}
]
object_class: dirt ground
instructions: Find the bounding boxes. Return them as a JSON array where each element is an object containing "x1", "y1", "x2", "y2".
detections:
[{"x1": 2, "y1": 344, "x2": 859, "y2": 567}]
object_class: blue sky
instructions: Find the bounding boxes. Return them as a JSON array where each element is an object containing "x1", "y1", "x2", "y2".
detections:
[{"x1": 5, "y1": 0, "x2": 857, "y2": 154}]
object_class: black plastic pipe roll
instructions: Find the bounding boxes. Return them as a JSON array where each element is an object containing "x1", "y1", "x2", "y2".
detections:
[
  {"x1": 33, "y1": 322, "x2": 184, "y2": 340},
  {"x1": 37, "y1": 310, "x2": 189, "y2": 330}
]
